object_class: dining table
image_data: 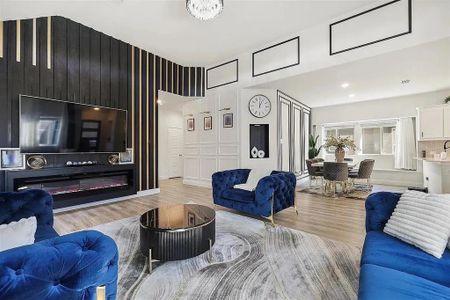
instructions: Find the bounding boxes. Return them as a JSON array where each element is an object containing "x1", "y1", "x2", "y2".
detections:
[{"x1": 311, "y1": 161, "x2": 358, "y2": 169}]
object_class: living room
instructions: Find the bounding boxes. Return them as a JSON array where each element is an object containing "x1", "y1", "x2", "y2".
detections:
[{"x1": 0, "y1": 1, "x2": 450, "y2": 299}]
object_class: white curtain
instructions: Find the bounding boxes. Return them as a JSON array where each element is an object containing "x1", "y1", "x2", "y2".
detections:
[{"x1": 395, "y1": 117, "x2": 417, "y2": 170}]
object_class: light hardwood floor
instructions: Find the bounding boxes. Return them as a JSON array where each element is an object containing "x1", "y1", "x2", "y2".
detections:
[{"x1": 54, "y1": 178, "x2": 366, "y2": 248}]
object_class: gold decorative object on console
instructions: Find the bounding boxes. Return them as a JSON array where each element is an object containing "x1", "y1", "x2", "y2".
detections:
[{"x1": 26, "y1": 155, "x2": 47, "y2": 170}]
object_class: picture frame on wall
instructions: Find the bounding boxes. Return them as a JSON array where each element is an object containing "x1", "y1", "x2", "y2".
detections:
[
  {"x1": 204, "y1": 116, "x2": 213, "y2": 130},
  {"x1": 223, "y1": 113, "x2": 233, "y2": 128},
  {"x1": 0, "y1": 148, "x2": 25, "y2": 170},
  {"x1": 187, "y1": 118, "x2": 195, "y2": 131},
  {"x1": 119, "y1": 148, "x2": 134, "y2": 164}
]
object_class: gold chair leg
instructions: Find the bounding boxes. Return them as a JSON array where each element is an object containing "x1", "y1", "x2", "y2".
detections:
[
  {"x1": 263, "y1": 194, "x2": 275, "y2": 226},
  {"x1": 96, "y1": 286, "x2": 106, "y2": 300},
  {"x1": 293, "y1": 192, "x2": 299, "y2": 215}
]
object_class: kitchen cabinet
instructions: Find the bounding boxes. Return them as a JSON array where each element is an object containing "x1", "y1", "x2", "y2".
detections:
[
  {"x1": 444, "y1": 106, "x2": 450, "y2": 138},
  {"x1": 418, "y1": 106, "x2": 444, "y2": 140}
]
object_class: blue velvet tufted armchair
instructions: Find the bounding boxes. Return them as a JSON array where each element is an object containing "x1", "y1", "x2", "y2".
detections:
[
  {"x1": 212, "y1": 169, "x2": 297, "y2": 223},
  {"x1": 0, "y1": 190, "x2": 118, "y2": 300}
]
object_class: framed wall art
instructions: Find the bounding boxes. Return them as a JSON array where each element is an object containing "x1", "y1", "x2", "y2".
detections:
[
  {"x1": 204, "y1": 116, "x2": 212, "y2": 130},
  {"x1": 0, "y1": 148, "x2": 25, "y2": 170},
  {"x1": 223, "y1": 113, "x2": 233, "y2": 128},
  {"x1": 187, "y1": 118, "x2": 195, "y2": 131}
]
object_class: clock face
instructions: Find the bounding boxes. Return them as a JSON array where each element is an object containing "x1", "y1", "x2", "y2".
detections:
[{"x1": 249, "y1": 95, "x2": 271, "y2": 118}]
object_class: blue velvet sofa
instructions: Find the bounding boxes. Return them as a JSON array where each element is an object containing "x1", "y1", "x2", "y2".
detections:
[
  {"x1": 212, "y1": 169, "x2": 297, "y2": 221},
  {"x1": 359, "y1": 192, "x2": 450, "y2": 299},
  {"x1": 0, "y1": 190, "x2": 119, "y2": 300}
]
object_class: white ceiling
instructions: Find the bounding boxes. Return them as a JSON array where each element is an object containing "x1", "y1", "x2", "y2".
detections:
[
  {"x1": 256, "y1": 37, "x2": 450, "y2": 107},
  {"x1": 0, "y1": 0, "x2": 377, "y2": 66}
]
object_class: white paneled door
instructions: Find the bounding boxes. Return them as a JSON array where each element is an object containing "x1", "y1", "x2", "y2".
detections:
[{"x1": 168, "y1": 127, "x2": 183, "y2": 178}]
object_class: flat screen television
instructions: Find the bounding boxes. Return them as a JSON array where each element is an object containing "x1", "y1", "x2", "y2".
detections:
[{"x1": 20, "y1": 95, "x2": 127, "y2": 153}]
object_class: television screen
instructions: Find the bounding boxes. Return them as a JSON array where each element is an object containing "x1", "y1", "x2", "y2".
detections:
[{"x1": 20, "y1": 95, "x2": 127, "y2": 153}]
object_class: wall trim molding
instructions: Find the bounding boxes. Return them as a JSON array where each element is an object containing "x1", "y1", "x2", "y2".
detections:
[
  {"x1": 206, "y1": 59, "x2": 239, "y2": 90},
  {"x1": 329, "y1": 0, "x2": 412, "y2": 55},
  {"x1": 252, "y1": 36, "x2": 300, "y2": 77}
]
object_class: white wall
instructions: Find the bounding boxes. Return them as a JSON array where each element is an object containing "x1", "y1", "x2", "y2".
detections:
[
  {"x1": 310, "y1": 89, "x2": 450, "y2": 187},
  {"x1": 205, "y1": 0, "x2": 450, "y2": 93},
  {"x1": 191, "y1": 0, "x2": 450, "y2": 188},
  {"x1": 182, "y1": 88, "x2": 240, "y2": 187},
  {"x1": 240, "y1": 88, "x2": 278, "y2": 170},
  {"x1": 158, "y1": 108, "x2": 184, "y2": 180},
  {"x1": 311, "y1": 89, "x2": 450, "y2": 125}
]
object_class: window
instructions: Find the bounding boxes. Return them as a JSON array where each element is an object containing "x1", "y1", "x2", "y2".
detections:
[
  {"x1": 324, "y1": 127, "x2": 355, "y2": 154},
  {"x1": 382, "y1": 127, "x2": 396, "y2": 154},
  {"x1": 362, "y1": 128, "x2": 381, "y2": 154},
  {"x1": 362, "y1": 126, "x2": 396, "y2": 155}
]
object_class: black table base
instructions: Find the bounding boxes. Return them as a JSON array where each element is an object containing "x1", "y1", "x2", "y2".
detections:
[{"x1": 140, "y1": 219, "x2": 215, "y2": 261}]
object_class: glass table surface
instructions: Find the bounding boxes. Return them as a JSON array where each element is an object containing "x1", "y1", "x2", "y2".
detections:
[{"x1": 140, "y1": 204, "x2": 215, "y2": 231}]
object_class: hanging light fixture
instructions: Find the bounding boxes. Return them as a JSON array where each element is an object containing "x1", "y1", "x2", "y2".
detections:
[{"x1": 186, "y1": 0, "x2": 224, "y2": 21}]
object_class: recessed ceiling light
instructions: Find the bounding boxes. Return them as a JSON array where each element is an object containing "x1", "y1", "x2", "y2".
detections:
[
  {"x1": 93, "y1": 107, "x2": 100, "y2": 111},
  {"x1": 349, "y1": 94, "x2": 355, "y2": 98},
  {"x1": 157, "y1": 99, "x2": 163, "y2": 105},
  {"x1": 341, "y1": 83, "x2": 349, "y2": 88},
  {"x1": 401, "y1": 79, "x2": 410, "y2": 84}
]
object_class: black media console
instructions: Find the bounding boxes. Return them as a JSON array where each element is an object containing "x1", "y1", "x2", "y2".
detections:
[{"x1": 5, "y1": 164, "x2": 136, "y2": 209}]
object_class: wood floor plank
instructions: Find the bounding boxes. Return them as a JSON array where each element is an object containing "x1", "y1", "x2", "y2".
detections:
[{"x1": 54, "y1": 178, "x2": 366, "y2": 248}]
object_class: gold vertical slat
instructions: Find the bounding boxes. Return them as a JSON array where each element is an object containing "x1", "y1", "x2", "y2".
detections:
[
  {"x1": 153, "y1": 54, "x2": 157, "y2": 188},
  {"x1": 194, "y1": 68, "x2": 197, "y2": 96},
  {"x1": 16, "y1": 20, "x2": 21, "y2": 62},
  {"x1": 131, "y1": 46, "x2": 135, "y2": 152},
  {"x1": 181, "y1": 66, "x2": 184, "y2": 96},
  {"x1": 0, "y1": 21, "x2": 3, "y2": 58},
  {"x1": 200, "y1": 68, "x2": 203, "y2": 96},
  {"x1": 159, "y1": 57, "x2": 162, "y2": 92},
  {"x1": 176, "y1": 65, "x2": 179, "y2": 95},
  {"x1": 188, "y1": 67, "x2": 191, "y2": 96},
  {"x1": 47, "y1": 17, "x2": 51, "y2": 69},
  {"x1": 139, "y1": 49, "x2": 142, "y2": 191},
  {"x1": 32, "y1": 18, "x2": 37, "y2": 66},
  {"x1": 146, "y1": 52, "x2": 149, "y2": 189},
  {"x1": 171, "y1": 62, "x2": 174, "y2": 92},
  {"x1": 165, "y1": 59, "x2": 168, "y2": 92},
  {"x1": 156, "y1": 57, "x2": 161, "y2": 188}
]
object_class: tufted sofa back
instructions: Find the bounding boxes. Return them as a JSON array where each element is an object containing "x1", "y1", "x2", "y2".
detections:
[
  {"x1": 0, "y1": 189, "x2": 54, "y2": 229},
  {"x1": 0, "y1": 230, "x2": 118, "y2": 300}
]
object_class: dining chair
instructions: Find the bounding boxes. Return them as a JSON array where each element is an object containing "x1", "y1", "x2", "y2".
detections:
[
  {"x1": 323, "y1": 162, "x2": 349, "y2": 197},
  {"x1": 306, "y1": 159, "x2": 323, "y2": 188},
  {"x1": 349, "y1": 159, "x2": 375, "y2": 191}
]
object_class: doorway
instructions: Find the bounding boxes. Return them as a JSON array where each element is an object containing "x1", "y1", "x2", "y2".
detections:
[
  {"x1": 167, "y1": 127, "x2": 183, "y2": 178},
  {"x1": 277, "y1": 91, "x2": 310, "y2": 178}
]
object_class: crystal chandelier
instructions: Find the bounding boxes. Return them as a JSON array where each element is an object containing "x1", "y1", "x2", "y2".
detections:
[{"x1": 186, "y1": 0, "x2": 224, "y2": 21}]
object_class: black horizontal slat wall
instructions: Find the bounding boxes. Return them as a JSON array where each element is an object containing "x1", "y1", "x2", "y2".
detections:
[{"x1": 0, "y1": 16, "x2": 205, "y2": 192}]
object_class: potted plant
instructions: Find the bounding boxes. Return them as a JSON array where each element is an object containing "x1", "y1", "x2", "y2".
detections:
[
  {"x1": 445, "y1": 96, "x2": 450, "y2": 104},
  {"x1": 308, "y1": 134, "x2": 323, "y2": 159},
  {"x1": 324, "y1": 136, "x2": 357, "y2": 163}
]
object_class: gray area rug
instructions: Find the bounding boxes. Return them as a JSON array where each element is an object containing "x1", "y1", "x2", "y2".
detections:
[{"x1": 91, "y1": 211, "x2": 361, "y2": 300}]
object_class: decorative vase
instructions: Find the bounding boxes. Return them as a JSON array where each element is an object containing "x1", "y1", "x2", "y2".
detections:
[
  {"x1": 335, "y1": 148, "x2": 345, "y2": 163},
  {"x1": 257, "y1": 150, "x2": 265, "y2": 158},
  {"x1": 251, "y1": 147, "x2": 258, "y2": 158}
]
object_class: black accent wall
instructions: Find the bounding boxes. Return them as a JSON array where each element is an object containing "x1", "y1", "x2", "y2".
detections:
[{"x1": 0, "y1": 16, "x2": 205, "y2": 192}]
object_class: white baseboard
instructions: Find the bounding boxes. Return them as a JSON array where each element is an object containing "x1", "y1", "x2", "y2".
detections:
[{"x1": 54, "y1": 188, "x2": 161, "y2": 214}]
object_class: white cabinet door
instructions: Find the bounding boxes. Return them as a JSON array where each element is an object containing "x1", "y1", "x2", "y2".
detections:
[
  {"x1": 444, "y1": 106, "x2": 450, "y2": 138},
  {"x1": 419, "y1": 107, "x2": 443, "y2": 139}
]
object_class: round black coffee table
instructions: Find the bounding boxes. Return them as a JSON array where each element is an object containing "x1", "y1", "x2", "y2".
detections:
[{"x1": 139, "y1": 204, "x2": 215, "y2": 272}]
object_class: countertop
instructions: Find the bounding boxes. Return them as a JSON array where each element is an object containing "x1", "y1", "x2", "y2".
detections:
[{"x1": 415, "y1": 157, "x2": 450, "y2": 163}]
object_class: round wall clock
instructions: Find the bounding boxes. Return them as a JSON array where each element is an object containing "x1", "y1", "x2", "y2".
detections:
[{"x1": 248, "y1": 95, "x2": 271, "y2": 118}]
